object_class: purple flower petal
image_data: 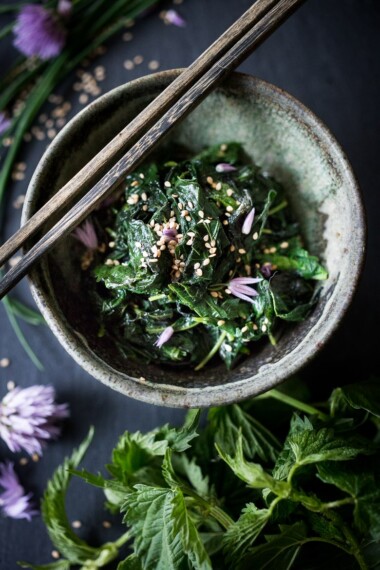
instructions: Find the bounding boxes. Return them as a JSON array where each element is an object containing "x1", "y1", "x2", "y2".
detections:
[
  {"x1": 163, "y1": 9, "x2": 186, "y2": 27},
  {"x1": 215, "y1": 163, "x2": 237, "y2": 173},
  {"x1": 162, "y1": 228, "x2": 178, "y2": 241},
  {"x1": 155, "y1": 326, "x2": 174, "y2": 348},
  {"x1": 13, "y1": 5, "x2": 67, "y2": 60},
  {"x1": 72, "y1": 219, "x2": 98, "y2": 250},
  {"x1": 0, "y1": 462, "x2": 38, "y2": 521},
  {"x1": 260, "y1": 264, "x2": 272, "y2": 278},
  {"x1": 228, "y1": 276, "x2": 262, "y2": 303},
  {"x1": 0, "y1": 113, "x2": 11, "y2": 136},
  {"x1": 0, "y1": 385, "x2": 69, "y2": 456},
  {"x1": 242, "y1": 207, "x2": 255, "y2": 235}
]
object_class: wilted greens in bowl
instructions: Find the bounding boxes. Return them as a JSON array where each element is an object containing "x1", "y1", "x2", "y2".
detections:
[{"x1": 74, "y1": 142, "x2": 327, "y2": 370}]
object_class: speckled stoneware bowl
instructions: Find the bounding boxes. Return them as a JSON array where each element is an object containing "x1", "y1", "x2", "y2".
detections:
[{"x1": 22, "y1": 70, "x2": 365, "y2": 408}]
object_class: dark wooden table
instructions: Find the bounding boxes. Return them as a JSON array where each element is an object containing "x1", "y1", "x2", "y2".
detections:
[{"x1": 0, "y1": 1, "x2": 379, "y2": 567}]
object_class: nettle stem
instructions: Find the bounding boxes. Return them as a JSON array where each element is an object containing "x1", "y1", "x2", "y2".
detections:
[
  {"x1": 259, "y1": 389, "x2": 329, "y2": 421},
  {"x1": 195, "y1": 331, "x2": 227, "y2": 371}
]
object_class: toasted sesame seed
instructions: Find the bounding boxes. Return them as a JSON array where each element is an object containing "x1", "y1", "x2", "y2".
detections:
[
  {"x1": 210, "y1": 291, "x2": 219, "y2": 298},
  {"x1": 269, "y1": 247, "x2": 277, "y2": 253},
  {"x1": 149, "y1": 258, "x2": 159, "y2": 263},
  {"x1": 230, "y1": 245, "x2": 235, "y2": 252},
  {"x1": 253, "y1": 232, "x2": 259, "y2": 240},
  {"x1": 209, "y1": 253, "x2": 217, "y2": 257},
  {"x1": 198, "y1": 210, "x2": 204, "y2": 218},
  {"x1": 148, "y1": 59, "x2": 160, "y2": 70},
  {"x1": 238, "y1": 248, "x2": 246, "y2": 254},
  {"x1": 72, "y1": 520, "x2": 82, "y2": 529},
  {"x1": 164, "y1": 180, "x2": 171, "y2": 188},
  {"x1": 210, "y1": 239, "x2": 216, "y2": 247},
  {"x1": 225, "y1": 288, "x2": 231, "y2": 294},
  {"x1": 217, "y1": 320, "x2": 225, "y2": 326},
  {"x1": 245, "y1": 264, "x2": 252, "y2": 275},
  {"x1": 224, "y1": 344, "x2": 232, "y2": 353},
  {"x1": 185, "y1": 215, "x2": 191, "y2": 222},
  {"x1": 160, "y1": 245, "x2": 166, "y2": 251},
  {"x1": 215, "y1": 182, "x2": 222, "y2": 191},
  {"x1": 142, "y1": 205, "x2": 148, "y2": 211},
  {"x1": 206, "y1": 176, "x2": 214, "y2": 184},
  {"x1": 195, "y1": 268, "x2": 203, "y2": 276},
  {"x1": 203, "y1": 235, "x2": 209, "y2": 242},
  {"x1": 226, "y1": 205, "x2": 234, "y2": 212},
  {"x1": 123, "y1": 59, "x2": 134, "y2": 70},
  {"x1": 175, "y1": 270, "x2": 181, "y2": 278},
  {"x1": 187, "y1": 201, "x2": 194, "y2": 209},
  {"x1": 102, "y1": 520, "x2": 112, "y2": 528},
  {"x1": 7, "y1": 380, "x2": 15, "y2": 391},
  {"x1": 209, "y1": 247, "x2": 217, "y2": 254},
  {"x1": 205, "y1": 243, "x2": 211, "y2": 249},
  {"x1": 51, "y1": 550, "x2": 60, "y2": 559},
  {"x1": 280, "y1": 241, "x2": 289, "y2": 249},
  {"x1": 133, "y1": 55, "x2": 144, "y2": 65},
  {"x1": 241, "y1": 326, "x2": 248, "y2": 333},
  {"x1": 223, "y1": 220, "x2": 229, "y2": 225},
  {"x1": 32, "y1": 453, "x2": 39, "y2": 462},
  {"x1": 226, "y1": 188, "x2": 234, "y2": 196},
  {"x1": 79, "y1": 93, "x2": 89, "y2": 104},
  {"x1": 194, "y1": 262, "x2": 201, "y2": 269},
  {"x1": 19, "y1": 457, "x2": 28, "y2": 466},
  {"x1": 0, "y1": 358, "x2": 10, "y2": 368},
  {"x1": 220, "y1": 143, "x2": 227, "y2": 151},
  {"x1": 187, "y1": 231, "x2": 195, "y2": 237},
  {"x1": 253, "y1": 323, "x2": 258, "y2": 330},
  {"x1": 203, "y1": 258, "x2": 210, "y2": 266},
  {"x1": 186, "y1": 239, "x2": 193, "y2": 245}
]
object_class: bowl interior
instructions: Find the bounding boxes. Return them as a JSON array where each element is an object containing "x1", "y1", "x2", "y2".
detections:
[{"x1": 23, "y1": 71, "x2": 364, "y2": 407}]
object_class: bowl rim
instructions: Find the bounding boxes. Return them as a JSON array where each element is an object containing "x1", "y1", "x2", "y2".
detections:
[{"x1": 22, "y1": 70, "x2": 366, "y2": 408}]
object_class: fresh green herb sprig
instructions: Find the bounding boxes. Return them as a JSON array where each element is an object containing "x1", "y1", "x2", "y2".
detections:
[
  {"x1": 92, "y1": 142, "x2": 327, "y2": 370},
  {"x1": 23, "y1": 377, "x2": 380, "y2": 570}
]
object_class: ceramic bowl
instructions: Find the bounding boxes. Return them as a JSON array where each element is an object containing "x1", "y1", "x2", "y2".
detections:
[{"x1": 22, "y1": 70, "x2": 365, "y2": 408}]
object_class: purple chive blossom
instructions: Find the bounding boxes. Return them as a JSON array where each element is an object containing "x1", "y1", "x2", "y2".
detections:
[
  {"x1": 0, "y1": 462, "x2": 38, "y2": 521},
  {"x1": 0, "y1": 113, "x2": 11, "y2": 136},
  {"x1": 215, "y1": 163, "x2": 237, "y2": 173},
  {"x1": 0, "y1": 385, "x2": 69, "y2": 456},
  {"x1": 228, "y1": 277, "x2": 262, "y2": 303},
  {"x1": 13, "y1": 4, "x2": 68, "y2": 60},
  {"x1": 162, "y1": 228, "x2": 178, "y2": 241},
  {"x1": 155, "y1": 326, "x2": 174, "y2": 348},
  {"x1": 242, "y1": 207, "x2": 255, "y2": 235},
  {"x1": 72, "y1": 219, "x2": 98, "y2": 250},
  {"x1": 163, "y1": 9, "x2": 186, "y2": 27}
]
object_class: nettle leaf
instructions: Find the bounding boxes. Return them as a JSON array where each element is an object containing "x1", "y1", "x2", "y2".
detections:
[
  {"x1": 257, "y1": 238, "x2": 328, "y2": 280},
  {"x1": 273, "y1": 415, "x2": 369, "y2": 480},
  {"x1": 122, "y1": 485, "x2": 212, "y2": 570},
  {"x1": 40, "y1": 428, "x2": 103, "y2": 566},
  {"x1": 155, "y1": 409, "x2": 200, "y2": 452},
  {"x1": 335, "y1": 379, "x2": 380, "y2": 418},
  {"x1": 208, "y1": 404, "x2": 281, "y2": 464},
  {"x1": 223, "y1": 504, "x2": 271, "y2": 564},
  {"x1": 239, "y1": 521, "x2": 307, "y2": 570},
  {"x1": 317, "y1": 461, "x2": 380, "y2": 539},
  {"x1": 117, "y1": 554, "x2": 143, "y2": 570},
  {"x1": 172, "y1": 454, "x2": 210, "y2": 498},
  {"x1": 216, "y1": 434, "x2": 289, "y2": 497}
]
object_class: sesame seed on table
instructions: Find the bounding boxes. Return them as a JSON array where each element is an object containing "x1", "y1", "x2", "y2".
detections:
[{"x1": 0, "y1": 0, "x2": 379, "y2": 567}]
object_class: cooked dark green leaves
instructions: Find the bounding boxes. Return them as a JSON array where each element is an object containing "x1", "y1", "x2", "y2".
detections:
[{"x1": 91, "y1": 142, "x2": 327, "y2": 369}]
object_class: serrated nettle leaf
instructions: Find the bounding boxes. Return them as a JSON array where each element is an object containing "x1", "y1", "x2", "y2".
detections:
[
  {"x1": 223, "y1": 503, "x2": 271, "y2": 564},
  {"x1": 307, "y1": 512, "x2": 345, "y2": 543},
  {"x1": 117, "y1": 554, "x2": 143, "y2": 570},
  {"x1": 40, "y1": 428, "x2": 104, "y2": 565},
  {"x1": 208, "y1": 404, "x2": 281, "y2": 464},
  {"x1": 155, "y1": 409, "x2": 200, "y2": 453},
  {"x1": 338, "y1": 379, "x2": 380, "y2": 418},
  {"x1": 238, "y1": 521, "x2": 308, "y2": 570},
  {"x1": 317, "y1": 461, "x2": 380, "y2": 539},
  {"x1": 122, "y1": 485, "x2": 211, "y2": 570},
  {"x1": 172, "y1": 454, "x2": 210, "y2": 498},
  {"x1": 216, "y1": 434, "x2": 289, "y2": 497}
]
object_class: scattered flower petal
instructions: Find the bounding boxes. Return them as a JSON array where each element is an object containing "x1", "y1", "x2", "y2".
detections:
[
  {"x1": 155, "y1": 326, "x2": 174, "y2": 348},
  {"x1": 72, "y1": 219, "x2": 98, "y2": 250},
  {"x1": 0, "y1": 462, "x2": 38, "y2": 520},
  {"x1": 0, "y1": 385, "x2": 69, "y2": 456},
  {"x1": 0, "y1": 113, "x2": 11, "y2": 136},
  {"x1": 228, "y1": 277, "x2": 261, "y2": 303},
  {"x1": 260, "y1": 264, "x2": 272, "y2": 278},
  {"x1": 163, "y1": 9, "x2": 186, "y2": 27},
  {"x1": 215, "y1": 163, "x2": 237, "y2": 173},
  {"x1": 242, "y1": 207, "x2": 255, "y2": 235},
  {"x1": 162, "y1": 228, "x2": 178, "y2": 241},
  {"x1": 13, "y1": 4, "x2": 67, "y2": 60}
]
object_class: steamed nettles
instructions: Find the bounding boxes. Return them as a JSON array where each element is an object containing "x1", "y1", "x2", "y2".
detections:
[{"x1": 92, "y1": 142, "x2": 327, "y2": 370}]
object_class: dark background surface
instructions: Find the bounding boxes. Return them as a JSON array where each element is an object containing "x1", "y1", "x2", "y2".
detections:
[{"x1": 0, "y1": 0, "x2": 379, "y2": 567}]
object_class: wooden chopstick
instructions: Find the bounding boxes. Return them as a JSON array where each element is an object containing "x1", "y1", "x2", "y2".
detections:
[
  {"x1": 0, "y1": 0, "x2": 304, "y2": 300},
  {"x1": 0, "y1": 0, "x2": 278, "y2": 269}
]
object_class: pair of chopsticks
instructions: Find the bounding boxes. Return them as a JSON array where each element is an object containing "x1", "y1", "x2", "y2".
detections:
[{"x1": 0, "y1": 0, "x2": 304, "y2": 299}]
